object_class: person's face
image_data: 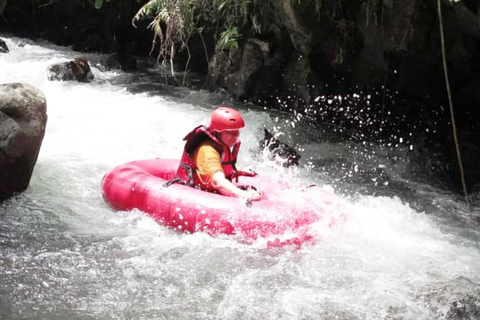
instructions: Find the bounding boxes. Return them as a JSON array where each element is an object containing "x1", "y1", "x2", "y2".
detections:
[{"x1": 219, "y1": 130, "x2": 240, "y2": 148}]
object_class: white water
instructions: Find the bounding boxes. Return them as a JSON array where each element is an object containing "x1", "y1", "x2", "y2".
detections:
[{"x1": 1, "y1": 36, "x2": 479, "y2": 320}]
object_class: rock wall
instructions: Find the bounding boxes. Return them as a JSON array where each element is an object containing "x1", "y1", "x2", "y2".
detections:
[
  {"x1": 206, "y1": 0, "x2": 480, "y2": 193},
  {"x1": 2, "y1": 0, "x2": 479, "y2": 193}
]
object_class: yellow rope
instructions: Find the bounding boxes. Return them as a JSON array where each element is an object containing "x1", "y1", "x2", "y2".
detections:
[{"x1": 437, "y1": 0, "x2": 471, "y2": 210}]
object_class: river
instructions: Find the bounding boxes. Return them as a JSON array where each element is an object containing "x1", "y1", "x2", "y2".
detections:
[{"x1": 1, "y1": 36, "x2": 479, "y2": 320}]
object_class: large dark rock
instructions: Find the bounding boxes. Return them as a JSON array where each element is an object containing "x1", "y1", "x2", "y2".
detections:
[
  {"x1": 102, "y1": 53, "x2": 138, "y2": 72},
  {"x1": 0, "y1": 83, "x2": 48, "y2": 201},
  {"x1": 261, "y1": 128, "x2": 301, "y2": 167},
  {"x1": 47, "y1": 57, "x2": 94, "y2": 82},
  {"x1": 0, "y1": 38, "x2": 9, "y2": 53},
  {"x1": 208, "y1": 39, "x2": 269, "y2": 101}
]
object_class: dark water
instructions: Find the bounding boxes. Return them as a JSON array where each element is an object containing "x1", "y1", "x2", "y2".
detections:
[{"x1": 1, "y1": 36, "x2": 479, "y2": 320}]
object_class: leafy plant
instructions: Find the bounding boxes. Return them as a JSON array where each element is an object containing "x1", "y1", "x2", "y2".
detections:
[
  {"x1": 92, "y1": 0, "x2": 325, "y2": 79},
  {"x1": 219, "y1": 26, "x2": 240, "y2": 48},
  {"x1": 0, "y1": 0, "x2": 6, "y2": 14},
  {"x1": 94, "y1": 0, "x2": 106, "y2": 10},
  {"x1": 130, "y1": 0, "x2": 258, "y2": 62}
]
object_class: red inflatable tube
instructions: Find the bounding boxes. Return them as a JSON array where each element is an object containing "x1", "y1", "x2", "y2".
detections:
[{"x1": 101, "y1": 159, "x2": 347, "y2": 247}]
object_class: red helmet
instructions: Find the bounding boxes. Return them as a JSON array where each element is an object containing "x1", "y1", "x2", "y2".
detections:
[{"x1": 208, "y1": 106, "x2": 245, "y2": 132}]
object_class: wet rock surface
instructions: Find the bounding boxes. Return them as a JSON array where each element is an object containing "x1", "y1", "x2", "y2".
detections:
[
  {"x1": 47, "y1": 57, "x2": 94, "y2": 82},
  {"x1": 0, "y1": 83, "x2": 47, "y2": 201}
]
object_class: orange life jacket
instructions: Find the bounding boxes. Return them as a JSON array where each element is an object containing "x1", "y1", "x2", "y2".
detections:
[{"x1": 172, "y1": 125, "x2": 240, "y2": 190}]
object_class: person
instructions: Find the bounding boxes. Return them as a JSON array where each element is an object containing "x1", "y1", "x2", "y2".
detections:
[{"x1": 172, "y1": 106, "x2": 261, "y2": 201}]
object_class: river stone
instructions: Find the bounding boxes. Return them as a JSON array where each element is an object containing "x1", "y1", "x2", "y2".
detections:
[
  {"x1": 261, "y1": 128, "x2": 301, "y2": 167},
  {"x1": 0, "y1": 83, "x2": 47, "y2": 201},
  {"x1": 0, "y1": 38, "x2": 8, "y2": 53},
  {"x1": 102, "y1": 53, "x2": 137, "y2": 72},
  {"x1": 47, "y1": 57, "x2": 94, "y2": 82}
]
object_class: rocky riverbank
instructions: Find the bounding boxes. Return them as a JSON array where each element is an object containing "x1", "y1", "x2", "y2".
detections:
[{"x1": 1, "y1": 0, "x2": 479, "y2": 196}]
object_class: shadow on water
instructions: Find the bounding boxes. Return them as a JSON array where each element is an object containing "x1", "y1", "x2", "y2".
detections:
[{"x1": 101, "y1": 57, "x2": 212, "y2": 102}]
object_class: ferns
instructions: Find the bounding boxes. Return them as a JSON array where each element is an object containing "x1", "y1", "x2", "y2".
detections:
[
  {"x1": 91, "y1": 0, "x2": 323, "y2": 72},
  {"x1": 130, "y1": 0, "x2": 258, "y2": 63}
]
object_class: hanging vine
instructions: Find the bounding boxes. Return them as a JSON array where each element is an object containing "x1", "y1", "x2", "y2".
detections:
[
  {"x1": 129, "y1": 0, "x2": 321, "y2": 65},
  {"x1": 131, "y1": 0, "x2": 257, "y2": 61},
  {"x1": 437, "y1": 0, "x2": 471, "y2": 210}
]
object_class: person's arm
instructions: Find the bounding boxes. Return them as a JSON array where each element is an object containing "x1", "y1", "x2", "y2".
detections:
[
  {"x1": 194, "y1": 143, "x2": 260, "y2": 200},
  {"x1": 212, "y1": 171, "x2": 261, "y2": 200}
]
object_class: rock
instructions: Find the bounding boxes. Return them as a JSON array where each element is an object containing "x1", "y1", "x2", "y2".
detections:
[
  {"x1": 0, "y1": 38, "x2": 9, "y2": 53},
  {"x1": 445, "y1": 296, "x2": 480, "y2": 320},
  {"x1": 47, "y1": 57, "x2": 94, "y2": 82},
  {"x1": 271, "y1": 0, "x2": 313, "y2": 54},
  {"x1": 422, "y1": 278, "x2": 480, "y2": 320},
  {"x1": 208, "y1": 38, "x2": 286, "y2": 103},
  {"x1": 0, "y1": 83, "x2": 48, "y2": 201},
  {"x1": 102, "y1": 53, "x2": 137, "y2": 72},
  {"x1": 207, "y1": 43, "x2": 243, "y2": 97},
  {"x1": 281, "y1": 51, "x2": 314, "y2": 109},
  {"x1": 72, "y1": 29, "x2": 110, "y2": 53},
  {"x1": 261, "y1": 128, "x2": 301, "y2": 167}
]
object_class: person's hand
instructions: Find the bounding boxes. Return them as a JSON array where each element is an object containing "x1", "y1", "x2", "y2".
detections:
[
  {"x1": 241, "y1": 188, "x2": 261, "y2": 201},
  {"x1": 240, "y1": 166, "x2": 257, "y2": 177}
]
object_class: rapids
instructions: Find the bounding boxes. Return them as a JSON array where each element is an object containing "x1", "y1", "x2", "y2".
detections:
[{"x1": 1, "y1": 36, "x2": 479, "y2": 320}]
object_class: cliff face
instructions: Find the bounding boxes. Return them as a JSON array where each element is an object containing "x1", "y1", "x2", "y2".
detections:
[
  {"x1": 207, "y1": 0, "x2": 480, "y2": 194},
  {"x1": 2, "y1": 0, "x2": 479, "y2": 193}
]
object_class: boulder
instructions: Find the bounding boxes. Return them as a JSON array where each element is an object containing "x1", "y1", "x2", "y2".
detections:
[
  {"x1": 0, "y1": 38, "x2": 8, "y2": 53},
  {"x1": 0, "y1": 83, "x2": 47, "y2": 201},
  {"x1": 102, "y1": 53, "x2": 137, "y2": 72},
  {"x1": 208, "y1": 38, "x2": 286, "y2": 103},
  {"x1": 47, "y1": 57, "x2": 94, "y2": 82},
  {"x1": 261, "y1": 128, "x2": 301, "y2": 167}
]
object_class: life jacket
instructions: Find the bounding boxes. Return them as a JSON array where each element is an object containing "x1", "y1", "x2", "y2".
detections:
[{"x1": 166, "y1": 125, "x2": 241, "y2": 191}]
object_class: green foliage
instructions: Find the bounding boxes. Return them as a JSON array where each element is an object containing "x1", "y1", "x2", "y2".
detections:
[
  {"x1": 88, "y1": 0, "x2": 324, "y2": 63},
  {"x1": 95, "y1": 0, "x2": 324, "y2": 65},
  {"x1": 130, "y1": 0, "x2": 258, "y2": 62},
  {"x1": 94, "y1": 0, "x2": 107, "y2": 9},
  {"x1": 0, "y1": 0, "x2": 6, "y2": 14},
  {"x1": 131, "y1": 0, "x2": 162, "y2": 23},
  {"x1": 219, "y1": 27, "x2": 240, "y2": 48}
]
